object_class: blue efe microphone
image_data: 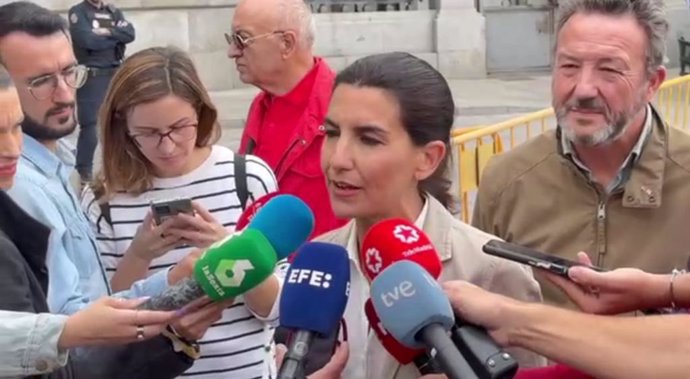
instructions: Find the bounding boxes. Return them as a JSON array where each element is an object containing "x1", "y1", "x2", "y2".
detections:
[
  {"x1": 371, "y1": 261, "x2": 478, "y2": 379},
  {"x1": 277, "y1": 242, "x2": 351, "y2": 379},
  {"x1": 246, "y1": 194, "x2": 315, "y2": 260}
]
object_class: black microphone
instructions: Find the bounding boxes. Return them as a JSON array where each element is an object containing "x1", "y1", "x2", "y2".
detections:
[{"x1": 450, "y1": 321, "x2": 518, "y2": 379}]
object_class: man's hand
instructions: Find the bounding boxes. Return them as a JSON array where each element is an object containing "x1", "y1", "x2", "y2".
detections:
[
  {"x1": 442, "y1": 281, "x2": 524, "y2": 346},
  {"x1": 275, "y1": 341, "x2": 349, "y2": 379},
  {"x1": 541, "y1": 252, "x2": 670, "y2": 315}
]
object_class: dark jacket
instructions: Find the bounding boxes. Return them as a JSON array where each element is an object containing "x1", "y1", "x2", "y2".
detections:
[
  {"x1": 68, "y1": 1, "x2": 135, "y2": 68},
  {"x1": 0, "y1": 190, "x2": 193, "y2": 379}
]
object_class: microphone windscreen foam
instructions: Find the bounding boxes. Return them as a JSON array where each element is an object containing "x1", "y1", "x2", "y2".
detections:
[
  {"x1": 280, "y1": 242, "x2": 351, "y2": 336},
  {"x1": 247, "y1": 194, "x2": 315, "y2": 260},
  {"x1": 370, "y1": 260, "x2": 454, "y2": 349},
  {"x1": 361, "y1": 218, "x2": 441, "y2": 282},
  {"x1": 194, "y1": 229, "x2": 277, "y2": 301}
]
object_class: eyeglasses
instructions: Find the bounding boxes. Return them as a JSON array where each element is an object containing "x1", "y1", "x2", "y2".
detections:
[
  {"x1": 27, "y1": 65, "x2": 89, "y2": 100},
  {"x1": 224, "y1": 31, "x2": 285, "y2": 50},
  {"x1": 129, "y1": 124, "x2": 197, "y2": 149}
]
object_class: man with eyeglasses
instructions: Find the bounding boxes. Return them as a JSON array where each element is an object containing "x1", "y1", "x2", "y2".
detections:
[
  {"x1": 230, "y1": 0, "x2": 346, "y2": 241},
  {"x1": 0, "y1": 2, "x2": 198, "y2": 321},
  {"x1": 68, "y1": 0, "x2": 134, "y2": 185}
]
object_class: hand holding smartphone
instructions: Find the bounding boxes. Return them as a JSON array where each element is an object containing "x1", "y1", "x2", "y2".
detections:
[
  {"x1": 150, "y1": 198, "x2": 195, "y2": 226},
  {"x1": 482, "y1": 239, "x2": 605, "y2": 278}
]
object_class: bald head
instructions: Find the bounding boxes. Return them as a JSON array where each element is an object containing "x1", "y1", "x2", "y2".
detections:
[{"x1": 235, "y1": 0, "x2": 315, "y2": 48}]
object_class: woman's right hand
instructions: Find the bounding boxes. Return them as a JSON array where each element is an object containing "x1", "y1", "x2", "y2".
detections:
[
  {"x1": 127, "y1": 211, "x2": 185, "y2": 261},
  {"x1": 58, "y1": 297, "x2": 177, "y2": 349}
]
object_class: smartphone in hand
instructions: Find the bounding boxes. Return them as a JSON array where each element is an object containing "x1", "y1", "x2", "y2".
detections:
[
  {"x1": 150, "y1": 198, "x2": 194, "y2": 226},
  {"x1": 482, "y1": 239, "x2": 605, "y2": 278}
]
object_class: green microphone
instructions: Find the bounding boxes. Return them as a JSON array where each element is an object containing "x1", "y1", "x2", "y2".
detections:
[
  {"x1": 138, "y1": 229, "x2": 277, "y2": 310},
  {"x1": 195, "y1": 229, "x2": 278, "y2": 301}
]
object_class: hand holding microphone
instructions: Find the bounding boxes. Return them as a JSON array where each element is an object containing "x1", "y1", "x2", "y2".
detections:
[
  {"x1": 364, "y1": 219, "x2": 518, "y2": 378},
  {"x1": 139, "y1": 194, "x2": 315, "y2": 311},
  {"x1": 371, "y1": 260, "x2": 477, "y2": 379}
]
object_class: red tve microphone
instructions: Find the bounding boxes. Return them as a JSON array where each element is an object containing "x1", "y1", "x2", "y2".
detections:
[
  {"x1": 235, "y1": 191, "x2": 284, "y2": 231},
  {"x1": 361, "y1": 218, "x2": 442, "y2": 375},
  {"x1": 360, "y1": 218, "x2": 442, "y2": 282}
]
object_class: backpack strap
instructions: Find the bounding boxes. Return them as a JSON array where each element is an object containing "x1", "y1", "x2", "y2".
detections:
[
  {"x1": 98, "y1": 202, "x2": 112, "y2": 232},
  {"x1": 234, "y1": 154, "x2": 249, "y2": 210}
]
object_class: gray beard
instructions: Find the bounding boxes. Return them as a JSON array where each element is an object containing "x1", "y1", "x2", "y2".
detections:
[{"x1": 558, "y1": 98, "x2": 647, "y2": 147}]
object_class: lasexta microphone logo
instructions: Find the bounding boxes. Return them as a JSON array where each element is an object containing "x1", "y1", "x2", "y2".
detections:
[
  {"x1": 214, "y1": 259, "x2": 255, "y2": 286},
  {"x1": 393, "y1": 224, "x2": 420, "y2": 244},
  {"x1": 199, "y1": 258, "x2": 255, "y2": 297}
]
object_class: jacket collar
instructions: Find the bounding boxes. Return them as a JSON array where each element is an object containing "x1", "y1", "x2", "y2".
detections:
[
  {"x1": 21, "y1": 135, "x2": 74, "y2": 181},
  {"x1": 555, "y1": 104, "x2": 668, "y2": 208},
  {"x1": 0, "y1": 190, "x2": 51, "y2": 293},
  {"x1": 622, "y1": 106, "x2": 667, "y2": 208},
  {"x1": 243, "y1": 57, "x2": 335, "y2": 154}
]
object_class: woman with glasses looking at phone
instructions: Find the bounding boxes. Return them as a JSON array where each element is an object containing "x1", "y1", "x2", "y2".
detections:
[{"x1": 81, "y1": 46, "x2": 282, "y2": 379}]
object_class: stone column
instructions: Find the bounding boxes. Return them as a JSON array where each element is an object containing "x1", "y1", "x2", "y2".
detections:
[{"x1": 434, "y1": 0, "x2": 487, "y2": 78}]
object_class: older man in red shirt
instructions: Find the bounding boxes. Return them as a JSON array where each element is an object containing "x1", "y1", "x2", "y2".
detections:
[{"x1": 228, "y1": 0, "x2": 345, "y2": 239}]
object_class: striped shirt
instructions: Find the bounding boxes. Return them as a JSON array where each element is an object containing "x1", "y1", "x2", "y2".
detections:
[{"x1": 81, "y1": 145, "x2": 280, "y2": 379}]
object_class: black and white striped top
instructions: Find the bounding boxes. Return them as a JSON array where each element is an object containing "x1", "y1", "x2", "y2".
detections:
[{"x1": 82, "y1": 145, "x2": 280, "y2": 379}]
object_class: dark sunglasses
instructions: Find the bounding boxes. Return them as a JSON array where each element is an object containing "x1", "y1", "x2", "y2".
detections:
[{"x1": 224, "y1": 31, "x2": 285, "y2": 50}]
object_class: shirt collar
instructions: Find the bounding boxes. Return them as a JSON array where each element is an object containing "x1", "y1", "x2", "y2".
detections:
[
  {"x1": 267, "y1": 58, "x2": 320, "y2": 108},
  {"x1": 21, "y1": 135, "x2": 75, "y2": 180},
  {"x1": 345, "y1": 195, "x2": 430, "y2": 262},
  {"x1": 560, "y1": 104, "x2": 653, "y2": 192}
]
